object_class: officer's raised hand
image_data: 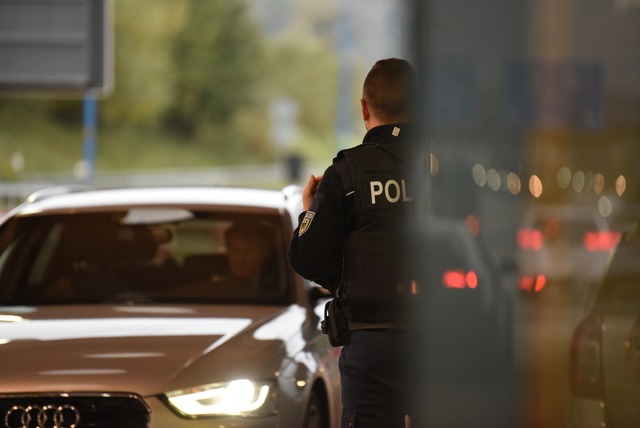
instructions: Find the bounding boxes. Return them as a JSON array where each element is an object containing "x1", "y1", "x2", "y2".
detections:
[{"x1": 302, "y1": 174, "x2": 322, "y2": 211}]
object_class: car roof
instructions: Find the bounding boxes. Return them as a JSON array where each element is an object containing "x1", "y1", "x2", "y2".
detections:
[
  {"x1": 11, "y1": 185, "x2": 303, "y2": 217},
  {"x1": 520, "y1": 203, "x2": 610, "y2": 226}
]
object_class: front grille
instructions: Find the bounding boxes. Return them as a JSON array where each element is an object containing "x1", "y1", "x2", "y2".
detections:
[{"x1": 0, "y1": 393, "x2": 150, "y2": 428}]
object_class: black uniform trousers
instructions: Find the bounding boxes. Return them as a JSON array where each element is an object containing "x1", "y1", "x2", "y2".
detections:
[{"x1": 339, "y1": 329, "x2": 408, "y2": 428}]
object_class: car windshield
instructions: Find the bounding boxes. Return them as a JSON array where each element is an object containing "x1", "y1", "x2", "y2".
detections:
[{"x1": 0, "y1": 208, "x2": 293, "y2": 306}]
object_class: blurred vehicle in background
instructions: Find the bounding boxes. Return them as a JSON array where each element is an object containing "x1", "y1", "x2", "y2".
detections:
[
  {"x1": 410, "y1": 216, "x2": 514, "y2": 372},
  {"x1": 516, "y1": 204, "x2": 621, "y2": 299},
  {"x1": 569, "y1": 217, "x2": 640, "y2": 428},
  {"x1": 0, "y1": 185, "x2": 340, "y2": 428},
  {"x1": 405, "y1": 216, "x2": 516, "y2": 426}
]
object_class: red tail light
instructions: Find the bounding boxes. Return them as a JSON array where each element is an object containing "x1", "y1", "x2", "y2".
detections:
[
  {"x1": 443, "y1": 270, "x2": 478, "y2": 289},
  {"x1": 583, "y1": 231, "x2": 621, "y2": 252},
  {"x1": 517, "y1": 228, "x2": 543, "y2": 250},
  {"x1": 519, "y1": 275, "x2": 546, "y2": 292},
  {"x1": 466, "y1": 271, "x2": 478, "y2": 289},
  {"x1": 569, "y1": 313, "x2": 604, "y2": 398}
]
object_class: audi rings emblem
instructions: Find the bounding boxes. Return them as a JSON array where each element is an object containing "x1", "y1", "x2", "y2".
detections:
[{"x1": 4, "y1": 404, "x2": 80, "y2": 428}]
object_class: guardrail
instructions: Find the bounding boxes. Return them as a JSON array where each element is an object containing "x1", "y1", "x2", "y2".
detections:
[
  {"x1": 1, "y1": 181, "x2": 58, "y2": 214},
  {"x1": 0, "y1": 160, "x2": 324, "y2": 214}
]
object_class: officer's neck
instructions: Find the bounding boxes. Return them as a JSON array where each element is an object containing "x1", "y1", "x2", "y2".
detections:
[
  {"x1": 364, "y1": 116, "x2": 410, "y2": 131},
  {"x1": 365, "y1": 116, "x2": 392, "y2": 130}
]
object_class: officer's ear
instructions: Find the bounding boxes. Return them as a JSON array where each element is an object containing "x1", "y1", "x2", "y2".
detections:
[{"x1": 360, "y1": 98, "x2": 370, "y2": 122}]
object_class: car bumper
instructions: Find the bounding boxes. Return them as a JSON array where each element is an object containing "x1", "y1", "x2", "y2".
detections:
[{"x1": 145, "y1": 396, "x2": 281, "y2": 428}]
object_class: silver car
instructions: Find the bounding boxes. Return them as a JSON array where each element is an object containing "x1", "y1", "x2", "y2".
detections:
[
  {"x1": 569, "y1": 218, "x2": 640, "y2": 428},
  {"x1": 516, "y1": 204, "x2": 620, "y2": 299},
  {"x1": 0, "y1": 185, "x2": 341, "y2": 428}
]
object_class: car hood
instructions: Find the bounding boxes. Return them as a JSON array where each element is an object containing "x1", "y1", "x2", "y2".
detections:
[{"x1": 0, "y1": 304, "x2": 309, "y2": 396}]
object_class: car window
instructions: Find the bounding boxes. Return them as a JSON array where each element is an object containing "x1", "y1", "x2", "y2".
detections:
[
  {"x1": 0, "y1": 209, "x2": 292, "y2": 306},
  {"x1": 529, "y1": 210, "x2": 606, "y2": 242}
]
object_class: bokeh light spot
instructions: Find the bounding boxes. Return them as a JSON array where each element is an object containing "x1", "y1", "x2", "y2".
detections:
[
  {"x1": 593, "y1": 173, "x2": 604, "y2": 195},
  {"x1": 430, "y1": 153, "x2": 439, "y2": 176},
  {"x1": 529, "y1": 175, "x2": 543, "y2": 198},
  {"x1": 472, "y1": 164, "x2": 486, "y2": 187},
  {"x1": 598, "y1": 196, "x2": 613, "y2": 218},
  {"x1": 615, "y1": 175, "x2": 626, "y2": 196},
  {"x1": 557, "y1": 167, "x2": 572, "y2": 189},
  {"x1": 507, "y1": 172, "x2": 521, "y2": 195},
  {"x1": 572, "y1": 171, "x2": 585, "y2": 192},
  {"x1": 487, "y1": 168, "x2": 501, "y2": 191}
]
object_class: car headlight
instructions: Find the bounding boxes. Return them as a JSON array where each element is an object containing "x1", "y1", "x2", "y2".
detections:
[{"x1": 164, "y1": 379, "x2": 276, "y2": 418}]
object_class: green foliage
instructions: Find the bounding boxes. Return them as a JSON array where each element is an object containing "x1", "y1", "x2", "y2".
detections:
[
  {"x1": 0, "y1": 0, "x2": 343, "y2": 177},
  {"x1": 265, "y1": 36, "x2": 337, "y2": 138},
  {"x1": 255, "y1": 0, "x2": 341, "y2": 162},
  {"x1": 100, "y1": 0, "x2": 186, "y2": 127},
  {"x1": 95, "y1": 126, "x2": 234, "y2": 170},
  {"x1": 0, "y1": 102, "x2": 83, "y2": 178},
  {"x1": 164, "y1": 0, "x2": 265, "y2": 140}
]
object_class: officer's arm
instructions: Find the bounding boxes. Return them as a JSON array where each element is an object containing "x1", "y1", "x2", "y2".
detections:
[{"x1": 288, "y1": 167, "x2": 349, "y2": 292}]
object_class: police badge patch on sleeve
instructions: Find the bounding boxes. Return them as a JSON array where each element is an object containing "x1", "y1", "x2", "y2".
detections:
[{"x1": 298, "y1": 211, "x2": 316, "y2": 236}]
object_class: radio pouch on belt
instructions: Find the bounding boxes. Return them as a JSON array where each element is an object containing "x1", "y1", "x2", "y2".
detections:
[{"x1": 321, "y1": 299, "x2": 350, "y2": 347}]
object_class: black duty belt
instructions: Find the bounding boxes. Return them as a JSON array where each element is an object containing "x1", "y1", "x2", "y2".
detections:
[{"x1": 348, "y1": 321, "x2": 409, "y2": 332}]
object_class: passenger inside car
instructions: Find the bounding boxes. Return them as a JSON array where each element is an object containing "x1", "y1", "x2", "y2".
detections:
[
  {"x1": 41, "y1": 221, "x2": 171, "y2": 302},
  {"x1": 9, "y1": 211, "x2": 286, "y2": 306},
  {"x1": 224, "y1": 221, "x2": 276, "y2": 287},
  {"x1": 169, "y1": 220, "x2": 283, "y2": 303}
]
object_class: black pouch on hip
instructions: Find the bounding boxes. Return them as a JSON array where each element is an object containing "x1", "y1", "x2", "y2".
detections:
[{"x1": 321, "y1": 299, "x2": 350, "y2": 347}]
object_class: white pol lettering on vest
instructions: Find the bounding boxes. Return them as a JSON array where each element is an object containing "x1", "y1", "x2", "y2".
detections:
[{"x1": 370, "y1": 179, "x2": 413, "y2": 204}]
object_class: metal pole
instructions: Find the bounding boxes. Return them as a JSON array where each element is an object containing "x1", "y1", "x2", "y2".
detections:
[{"x1": 82, "y1": 90, "x2": 97, "y2": 183}]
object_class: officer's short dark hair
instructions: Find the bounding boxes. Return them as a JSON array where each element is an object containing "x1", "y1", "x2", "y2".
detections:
[{"x1": 362, "y1": 58, "x2": 417, "y2": 123}]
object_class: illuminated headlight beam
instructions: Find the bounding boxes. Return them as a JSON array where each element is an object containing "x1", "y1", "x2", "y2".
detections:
[{"x1": 166, "y1": 379, "x2": 274, "y2": 417}]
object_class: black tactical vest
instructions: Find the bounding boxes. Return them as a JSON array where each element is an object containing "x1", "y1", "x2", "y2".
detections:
[{"x1": 336, "y1": 142, "x2": 414, "y2": 323}]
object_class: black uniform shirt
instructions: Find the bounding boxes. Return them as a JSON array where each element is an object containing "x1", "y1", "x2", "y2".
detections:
[{"x1": 288, "y1": 123, "x2": 413, "y2": 295}]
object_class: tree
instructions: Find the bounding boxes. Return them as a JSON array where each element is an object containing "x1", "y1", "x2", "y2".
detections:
[
  {"x1": 164, "y1": 0, "x2": 265, "y2": 141},
  {"x1": 99, "y1": 0, "x2": 185, "y2": 127}
]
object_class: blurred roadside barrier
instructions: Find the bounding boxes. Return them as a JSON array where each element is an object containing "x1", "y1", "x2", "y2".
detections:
[
  {"x1": 1, "y1": 181, "x2": 56, "y2": 215},
  {"x1": 1, "y1": 161, "x2": 324, "y2": 214}
]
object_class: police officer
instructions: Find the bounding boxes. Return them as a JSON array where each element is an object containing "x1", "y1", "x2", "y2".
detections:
[{"x1": 288, "y1": 58, "x2": 417, "y2": 428}]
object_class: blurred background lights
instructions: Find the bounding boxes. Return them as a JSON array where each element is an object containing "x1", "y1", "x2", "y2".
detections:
[
  {"x1": 556, "y1": 167, "x2": 572, "y2": 189},
  {"x1": 615, "y1": 175, "x2": 626, "y2": 196},
  {"x1": 529, "y1": 175, "x2": 543, "y2": 198},
  {"x1": 430, "y1": 153, "x2": 439, "y2": 176},
  {"x1": 73, "y1": 159, "x2": 93, "y2": 182},
  {"x1": 487, "y1": 168, "x2": 501, "y2": 191},
  {"x1": 464, "y1": 214, "x2": 480, "y2": 236},
  {"x1": 572, "y1": 170, "x2": 585, "y2": 192},
  {"x1": 585, "y1": 171, "x2": 594, "y2": 192},
  {"x1": 507, "y1": 172, "x2": 521, "y2": 195},
  {"x1": 471, "y1": 163, "x2": 486, "y2": 186},
  {"x1": 593, "y1": 173, "x2": 604, "y2": 195},
  {"x1": 10, "y1": 151, "x2": 25, "y2": 174},
  {"x1": 598, "y1": 196, "x2": 613, "y2": 218}
]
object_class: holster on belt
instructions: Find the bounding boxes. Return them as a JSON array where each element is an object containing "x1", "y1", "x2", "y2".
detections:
[{"x1": 321, "y1": 299, "x2": 350, "y2": 347}]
